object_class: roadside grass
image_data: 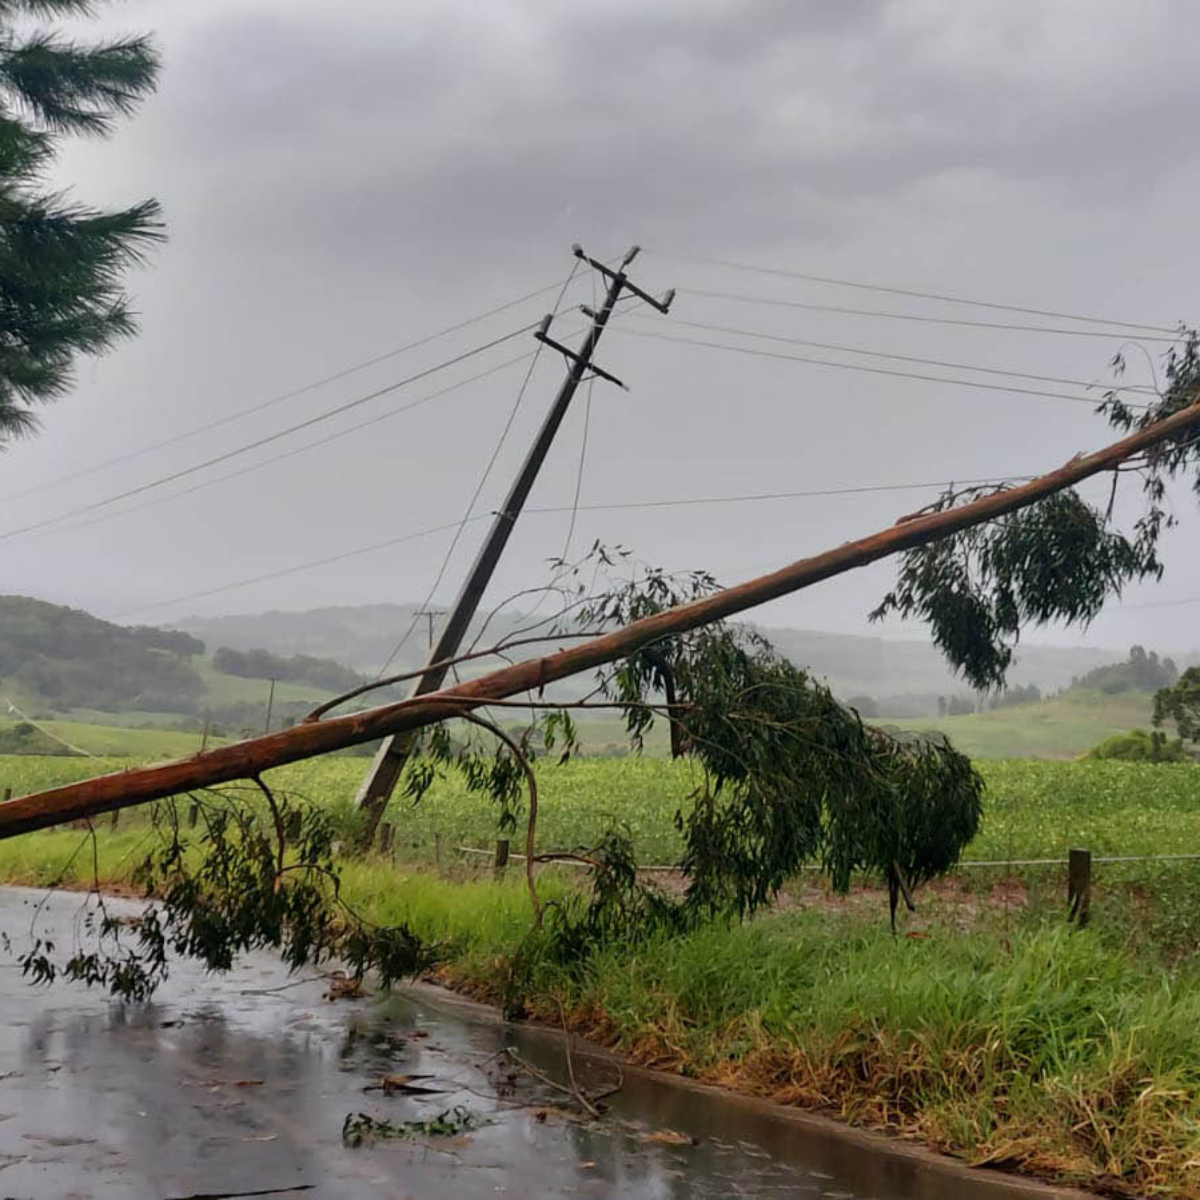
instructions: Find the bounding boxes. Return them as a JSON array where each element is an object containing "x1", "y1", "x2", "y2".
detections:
[{"x1": 340, "y1": 867, "x2": 1200, "y2": 1194}]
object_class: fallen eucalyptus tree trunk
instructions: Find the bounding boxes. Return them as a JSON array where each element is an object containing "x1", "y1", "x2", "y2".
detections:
[{"x1": 2, "y1": 394, "x2": 1199, "y2": 839}]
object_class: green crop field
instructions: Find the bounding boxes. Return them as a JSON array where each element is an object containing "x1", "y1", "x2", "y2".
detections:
[
  {"x1": 0, "y1": 718, "x2": 224, "y2": 761},
  {"x1": 1, "y1": 753, "x2": 1196, "y2": 868}
]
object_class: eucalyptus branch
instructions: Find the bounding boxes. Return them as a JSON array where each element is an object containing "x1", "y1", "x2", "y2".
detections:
[
  {"x1": 251, "y1": 774, "x2": 285, "y2": 881},
  {"x1": 455, "y1": 710, "x2": 543, "y2": 923},
  {"x1": 302, "y1": 632, "x2": 608, "y2": 722},
  {"x1": 465, "y1": 582, "x2": 578, "y2": 655}
]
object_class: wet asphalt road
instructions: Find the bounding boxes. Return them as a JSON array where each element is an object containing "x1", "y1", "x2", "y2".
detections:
[{"x1": 0, "y1": 887, "x2": 906, "y2": 1199}]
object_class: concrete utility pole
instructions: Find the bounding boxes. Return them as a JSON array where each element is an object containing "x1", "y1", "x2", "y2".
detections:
[{"x1": 353, "y1": 245, "x2": 674, "y2": 843}]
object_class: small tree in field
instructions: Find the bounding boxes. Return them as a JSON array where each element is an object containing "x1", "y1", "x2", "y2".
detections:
[
  {"x1": 1154, "y1": 667, "x2": 1200, "y2": 749},
  {"x1": 0, "y1": 0, "x2": 161, "y2": 444}
]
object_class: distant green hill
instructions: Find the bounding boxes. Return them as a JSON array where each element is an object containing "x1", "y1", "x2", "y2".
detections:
[
  {"x1": 0, "y1": 595, "x2": 370, "y2": 740},
  {"x1": 0, "y1": 594, "x2": 206, "y2": 714}
]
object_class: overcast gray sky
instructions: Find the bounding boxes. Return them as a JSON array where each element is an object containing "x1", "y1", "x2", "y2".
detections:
[{"x1": 2, "y1": 0, "x2": 1198, "y2": 657}]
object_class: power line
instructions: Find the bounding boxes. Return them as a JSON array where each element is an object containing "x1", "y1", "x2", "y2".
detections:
[
  {"x1": 110, "y1": 515, "x2": 493, "y2": 619},
  {"x1": 108, "y1": 475, "x2": 1028, "y2": 620},
  {"x1": 0, "y1": 324, "x2": 539, "y2": 543},
  {"x1": 669, "y1": 254, "x2": 1178, "y2": 335},
  {"x1": 633, "y1": 313, "x2": 1158, "y2": 397},
  {"x1": 0, "y1": 272, "x2": 582, "y2": 505},
  {"x1": 536, "y1": 476, "x2": 1034, "y2": 514},
  {"x1": 683, "y1": 288, "x2": 1185, "y2": 343},
  {"x1": 560, "y1": 369, "x2": 595, "y2": 560},
  {"x1": 555, "y1": 272, "x2": 601, "y2": 567},
  {"x1": 615, "y1": 326, "x2": 1147, "y2": 408},
  {"x1": 373, "y1": 261, "x2": 586, "y2": 679},
  {"x1": 1118, "y1": 594, "x2": 1200, "y2": 611},
  {"x1": 25, "y1": 352, "x2": 538, "y2": 543}
]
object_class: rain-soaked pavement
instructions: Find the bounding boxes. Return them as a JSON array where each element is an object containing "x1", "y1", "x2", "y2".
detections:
[{"x1": 0, "y1": 887, "x2": 1064, "y2": 1200}]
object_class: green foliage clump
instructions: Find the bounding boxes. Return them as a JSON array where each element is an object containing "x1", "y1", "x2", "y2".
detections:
[
  {"x1": 1087, "y1": 728, "x2": 1190, "y2": 762},
  {"x1": 988, "y1": 682, "x2": 1042, "y2": 709},
  {"x1": 872, "y1": 489, "x2": 1160, "y2": 691},
  {"x1": 872, "y1": 333, "x2": 1200, "y2": 693},
  {"x1": 15, "y1": 789, "x2": 433, "y2": 1000},
  {"x1": 0, "y1": 719, "x2": 73, "y2": 754},
  {"x1": 1155, "y1": 666, "x2": 1200, "y2": 745},
  {"x1": 521, "y1": 560, "x2": 985, "y2": 952}
]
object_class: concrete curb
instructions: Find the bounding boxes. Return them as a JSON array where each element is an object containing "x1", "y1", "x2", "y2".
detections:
[{"x1": 406, "y1": 979, "x2": 1095, "y2": 1200}]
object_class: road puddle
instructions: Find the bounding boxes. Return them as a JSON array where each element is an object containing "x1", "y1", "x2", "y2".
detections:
[{"x1": 0, "y1": 888, "x2": 1065, "y2": 1198}]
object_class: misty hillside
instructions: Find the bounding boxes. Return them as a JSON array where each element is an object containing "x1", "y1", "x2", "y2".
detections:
[
  {"x1": 174, "y1": 602, "x2": 1176, "y2": 703},
  {"x1": 0, "y1": 595, "x2": 365, "y2": 735},
  {"x1": 752, "y1": 624, "x2": 1131, "y2": 698},
  {"x1": 2, "y1": 591, "x2": 1179, "y2": 734},
  {"x1": 176, "y1": 604, "x2": 532, "y2": 676}
]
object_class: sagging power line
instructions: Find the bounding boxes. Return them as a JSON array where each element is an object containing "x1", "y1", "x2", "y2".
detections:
[
  {"x1": 0, "y1": 323, "x2": 540, "y2": 543},
  {"x1": 666, "y1": 253, "x2": 1177, "y2": 334},
  {"x1": 632, "y1": 313, "x2": 1159, "y2": 396},
  {"x1": 109, "y1": 474, "x2": 1031, "y2": 619},
  {"x1": 616, "y1": 326, "x2": 1149, "y2": 408},
  {"x1": 21, "y1": 352, "x2": 539, "y2": 543},
  {"x1": 0, "y1": 271, "x2": 585, "y2": 505},
  {"x1": 683, "y1": 288, "x2": 1186, "y2": 343}
]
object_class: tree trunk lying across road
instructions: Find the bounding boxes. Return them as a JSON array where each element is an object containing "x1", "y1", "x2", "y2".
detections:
[{"x1": 2, "y1": 397, "x2": 1199, "y2": 839}]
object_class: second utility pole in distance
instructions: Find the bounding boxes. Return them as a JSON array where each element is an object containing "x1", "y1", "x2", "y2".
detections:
[{"x1": 354, "y1": 245, "x2": 674, "y2": 843}]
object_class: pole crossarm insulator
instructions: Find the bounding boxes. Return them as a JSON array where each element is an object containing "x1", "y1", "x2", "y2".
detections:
[{"x1": 533, "y1": 328, "x2": 628, "y2": 390}]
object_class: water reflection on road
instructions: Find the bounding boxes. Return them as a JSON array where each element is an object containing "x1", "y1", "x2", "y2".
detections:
[{"x1": 0, "y1": 887, "x2": 980, "y2": 1199}]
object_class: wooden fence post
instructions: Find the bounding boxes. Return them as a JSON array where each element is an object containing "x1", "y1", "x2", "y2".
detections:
[
  {"x1": 378, "y1": 821, "x2": 395, "y2": 857},
  {"x1": 494, "y1": 838, "x2": 510, "y2": 879},
  {"x1": 187, "y1": 801, "x2": 200, "y2": 829},
  {"x1": 2, "y1": 787, "x2": 9, "y2": 803},
  {"x1": 1068, "y1": 848, "x2": 1092, "y2": 927}
]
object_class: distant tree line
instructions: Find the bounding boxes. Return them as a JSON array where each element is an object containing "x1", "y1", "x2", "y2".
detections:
[
  {"x1": 1072, "y1": 646, "x2": 1179, "y2": 695},
  {"x1": 212, "y1": 647, "x2": 365, "y2": 692}
]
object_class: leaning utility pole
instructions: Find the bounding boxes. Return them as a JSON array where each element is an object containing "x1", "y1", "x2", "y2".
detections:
[{"x1": 354, "y1": 245, "x2": 674, "y2": 841}]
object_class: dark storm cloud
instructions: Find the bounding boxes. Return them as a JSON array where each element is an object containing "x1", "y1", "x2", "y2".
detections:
[
  {"x1": 8, "y1": 0, "x2": 1200, "y2": 647},
  {"x1": 131, "y1": 0, "x2": 1199, "y2": 291}
]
